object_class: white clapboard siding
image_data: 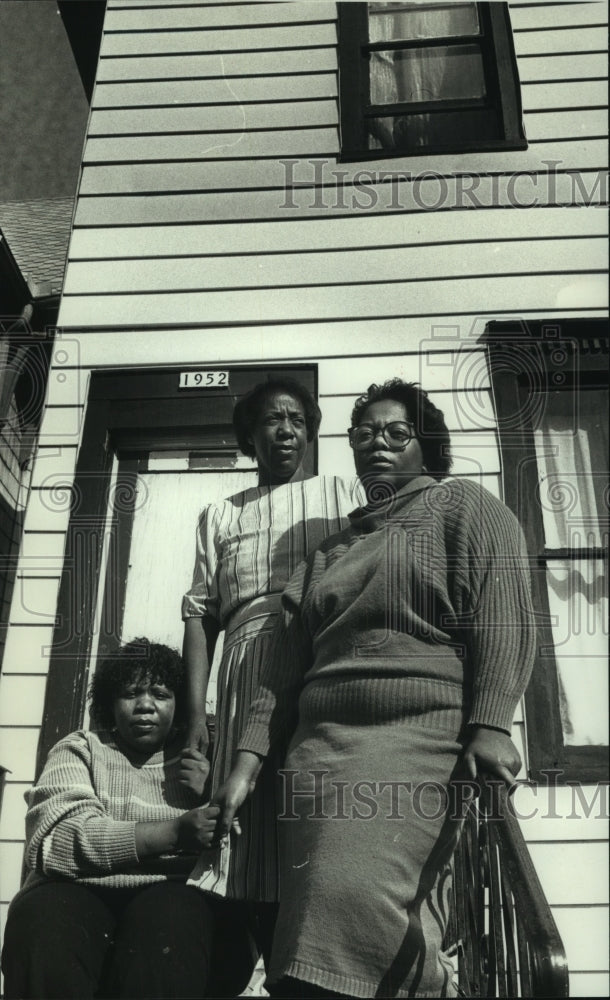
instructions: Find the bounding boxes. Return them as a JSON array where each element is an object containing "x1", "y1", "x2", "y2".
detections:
[
  {"x1": 81, "y1": 108, "x2": 606, "y2": 161},
  {"x1": 100, "y1": 22, "x2": 336, "y2": 57},
  {"x1": 513, "y1": 25, "x2": 606, "y2": 56},
  {"x1": 61, "y1": 238, "x2": 608, "y2": 295},
  {"x1": 103, "y1": 2, "x2": 336, "y2": 31},
  {"x1": 87, "y1": 100, "x2": 338, "y2": 135},
  {"x1": 510, "y1": 1, "x2": 608, "y2": 31},
  {"x1": 72, "y1": 172, "x2": 609, "y2": 230},
  {"x1": 68, "y1": 206, "x2": 608, "y2": 257},
  {"x1": 97, "y1": 48, "x2": 339, "y2": 80},
  {"x1": 92, "y1": 74, "x2": 338, "y2": 108},
  {"x1": 518, "y1": 51, "x2": 607, "y2": 82},
  {"x1": 57, "y1": 272, "x2": 608, "y2": 329}
]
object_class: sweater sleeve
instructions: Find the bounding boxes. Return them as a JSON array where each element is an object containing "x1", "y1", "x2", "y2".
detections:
[
  {"x1": 24, "y1": 733, "x2": 139, "y2": 879},
  {"x1": 459, "y1": 486, "x2": 537, "y2": 733},
  {"x1": 238, "y1": 561, "x2": 313, "y2": 758}
]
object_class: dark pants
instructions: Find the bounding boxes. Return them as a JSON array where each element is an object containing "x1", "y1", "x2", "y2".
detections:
[{"x1": 1, "y1": 880, "x2": 257, "y2": 999}]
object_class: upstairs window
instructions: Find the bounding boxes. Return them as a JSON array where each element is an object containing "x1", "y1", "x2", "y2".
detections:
[{"x1": 338, "y1": 1, "x2": 527, "y2": 159}]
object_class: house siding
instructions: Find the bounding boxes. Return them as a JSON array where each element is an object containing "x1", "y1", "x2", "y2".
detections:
[{"x1": 1, "y1": 2, "x2": 607, "y2": 994}]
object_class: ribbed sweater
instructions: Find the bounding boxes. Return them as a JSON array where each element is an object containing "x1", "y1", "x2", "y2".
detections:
[
  {"x1": 20, "y1": 730, "x2": 199, "y2": 895},
  {"x1": 239, "y1": 476, "x2": 537, "y2": 756}
]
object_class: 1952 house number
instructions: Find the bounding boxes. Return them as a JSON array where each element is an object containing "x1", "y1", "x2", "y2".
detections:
[{"x1": 179, "y1": 371, "x2": 229, "y2": 389}]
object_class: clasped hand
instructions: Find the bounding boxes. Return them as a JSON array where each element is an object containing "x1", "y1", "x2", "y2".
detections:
[{"x1": 459, "y1": 725, "x2": 522, "y2": 789}]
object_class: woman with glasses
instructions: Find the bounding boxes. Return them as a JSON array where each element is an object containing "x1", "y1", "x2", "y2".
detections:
[{"x1": 214, "y1": 379, "x2": 537, "y2": 998}]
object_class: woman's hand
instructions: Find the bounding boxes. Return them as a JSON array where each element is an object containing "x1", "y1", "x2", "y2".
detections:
[
  {"x1": 179, "y1": 747, "x2": 210, "y2": 800},
  {"x1": 175, "y1": 804, "x2": 221, "y2": 852},
  {"x1": 460, "y1": 725, "x2": 522, "y2": 789},
  {"x1": 212, "y1": 751, "x2": 263, "y2": 842}
]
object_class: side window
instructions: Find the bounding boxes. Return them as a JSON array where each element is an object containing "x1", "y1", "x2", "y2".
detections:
[
  {"x1": 338, "y1": 1, "x2": 527, "y2": 159},
  {"x1": 484, "y1": 320, "x2": 609, "y2": 782}
]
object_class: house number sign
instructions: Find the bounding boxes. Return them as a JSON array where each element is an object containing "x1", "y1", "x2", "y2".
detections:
[{"x1": 179, "y1": 371, "x2": 229, "y2": 389}]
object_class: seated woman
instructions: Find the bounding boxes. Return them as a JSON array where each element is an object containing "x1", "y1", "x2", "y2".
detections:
[
  {"x1": 1, "y1": 638, "x2": 255, "y2": 1000},
  {"x1": 215, "y1": 379, "x2": 537, "y2": 999}
]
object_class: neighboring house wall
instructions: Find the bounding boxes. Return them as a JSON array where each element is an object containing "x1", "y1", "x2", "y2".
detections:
[{"x1": 0, "y1": 2, "x2": 607, "y2": 995}]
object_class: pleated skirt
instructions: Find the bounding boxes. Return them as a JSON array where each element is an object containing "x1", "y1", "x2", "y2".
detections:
[{"x1": 204, "y1": 595, "x2": 284, "y2": 902}]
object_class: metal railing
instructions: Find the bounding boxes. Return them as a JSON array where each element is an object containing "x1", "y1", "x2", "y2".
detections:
[{"x1": 446, "y1": 781, "x2": 569, "y2": 998}]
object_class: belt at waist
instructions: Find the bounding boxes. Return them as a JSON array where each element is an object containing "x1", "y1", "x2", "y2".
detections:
[{"x1": 224, "y1": 593, "x2": 283, "y2": 643}]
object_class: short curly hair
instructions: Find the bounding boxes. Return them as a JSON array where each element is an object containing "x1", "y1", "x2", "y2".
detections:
[
  {"x1": 89, "y1": 638, "x2": 186, "y2": 732},
  {"x1": 350, "y1": 379, "x2": 452, "y2": 480},
  {"x1": 233, "y1": 377, "x2": 322, "y2": 459}
]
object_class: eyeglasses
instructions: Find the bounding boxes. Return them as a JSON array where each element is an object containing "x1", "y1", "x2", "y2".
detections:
[{"x1": 348, "y1": 421, "x2": 415, "y2": 451}]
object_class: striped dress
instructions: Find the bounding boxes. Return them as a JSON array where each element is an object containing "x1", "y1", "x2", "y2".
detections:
[{"x1": 182, "y1": 476, "x2": 364, "y2": 901}]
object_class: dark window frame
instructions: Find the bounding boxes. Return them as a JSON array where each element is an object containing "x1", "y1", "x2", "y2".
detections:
[
  {"x1": 337, "y1": 1, "x2": 527, "y2": 161},
  {"x1": 35, "y1": 364, "x2": 318, "y2": 776},
  {"x1": 482, "y1": 319, "x2": 609, "y2": 784}
]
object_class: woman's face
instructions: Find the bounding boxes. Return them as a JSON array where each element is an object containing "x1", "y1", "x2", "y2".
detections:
[
  {"x1": 352, "y1": 399, "x2": 425, "y2": 494},
  {"x1": 250, "y1": 391, "x2": 309, "y2": 485},
  {"x1": 113, "y1": 674, "x2": 176, "y2": 753}
]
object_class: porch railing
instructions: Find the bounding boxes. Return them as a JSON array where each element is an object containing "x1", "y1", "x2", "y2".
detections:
[{"x1": 446, "y1": 780, "x2": 569, "y2": 998}]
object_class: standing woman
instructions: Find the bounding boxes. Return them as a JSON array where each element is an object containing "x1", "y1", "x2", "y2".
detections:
[
  {"x1": 216, "y1": 379, "x2": 537, "y2": 998},
  {"x1": 181, "y1": 377, "x2": 363, "y2": 953}
]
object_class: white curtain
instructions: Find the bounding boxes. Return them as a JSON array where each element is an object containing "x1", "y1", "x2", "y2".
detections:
[
  {"x1": 367, "y1": 1, "x2": 483, "y2": 149},
  {"x1": 534, "y1": 406, "x2": 608, "y2": 746}
]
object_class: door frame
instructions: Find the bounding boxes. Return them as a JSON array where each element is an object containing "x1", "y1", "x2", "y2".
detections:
[{"x1": 36, "y1": 364, "x2": 318, "y2": 772}]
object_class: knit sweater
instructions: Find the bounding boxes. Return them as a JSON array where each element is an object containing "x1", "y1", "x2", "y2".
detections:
[
  {"x1": 239, "y1": 476, "x2": 537, "y2": 756},
  {"x1": 20, "y1": 730, "x2": 199, "y2": 894}
]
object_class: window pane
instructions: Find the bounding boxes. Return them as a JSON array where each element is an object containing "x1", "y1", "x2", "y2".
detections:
[
  {"x1": 370, "y1": 45, "x2": 485, "y2": 104},
  {"x1": 534, "y1": 388, "x2": 608, "y2": 550},
  {"x1": 544, "y1": 558, "x2": 608, "y2": 745},
  {"x1": 368, "y1": 2, "x2": 479, "y2": 43},
  {"x1": 368, "y1": 107, "x2": 498, "y2": 151}
]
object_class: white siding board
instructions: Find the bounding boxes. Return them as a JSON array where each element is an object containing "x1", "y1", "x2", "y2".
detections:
[
  {"x1": 1, "y1": 624, "x2": 55, "y2": 677},
  {"x1": 29, "y1": 447, "x2": 79, "y2": 489},
  {"x1": 83, "y1": 127, "x2": 339, "y2": 161},
  {"x1": 554, "y1": 907, "x2": 609, "y2": 973},
  {"x1": 68, "y1": 207, "x2": 609, "y2": 257},
  {"x1": 514, "y1": 784, "x2": 610, "y2": 842},
  {"x1": 518, "y1": 52, "x2": 608, "y2": 82},
  {"x1": 62, "y1": 238, "x2": 608, "y2": 295},
  {"x1": 92, "y1": 74, "x2": 338, "y2": 107},
  {"x1": 33, "y1": 405, "x2": 84, "y2": 445},
  {"x1": 0, "y1": 676, "x2": 47, "y2": 727},
  {"x1": 522, "y1": 79, "x2": 608, "y2": 110},
  {"x1": 0, "y1": 785, "x2": 28, "y2": 842},
  {"x1": 513, "y1": 25, "x2": 606, "y2": 55},
  {"x1": 321, "y1": 391, "x2": 497, "y2": 435},
  {"x1": 77, "y1": 141, "x2": 609, "y2": 193},
  {"x1": 0, "y1": 727, "x2": 39, "y2": 783},
  {"x1": 104, "y1": 2, "x2": 336, "y2": 31},
  {"x1": 570, "y1": 971, "x2": 610, "y2": 997},
  {"x1": 100, "y1": 23, "x2": 336, "y2": 56},
  {"x1": 82, "y1": 117, "x2": 606, "y2": 161},
  {"x1": 529, "y1": 842, "x2": 609, "y2": 905},
  {"x1": 88, "y1": 99, "x2": 338, "y2": 133},
  {"x1": 72, "y1": 174, "x2": 609, "y2": 225},
  {"x1": 525, "y1": 108, "x2": 607, "y2": 140},
  {"x1": 56, "y1": 273, "x2": 609, "y2": 328},
  {"x1": 9, "y1": 577, "x2": 60, "y2": 628},
  {"x1": 510, "y1": 1, "x2": 609, "y2": 31},
  {"x1": 0, "y1": 843, "x2": 25, "y2": 902},
  {"x1": 97, "y1": 48, "x2": 338, "y2": 80},
  {"x1": 21, "y1": 490, "x2": 72, "y2": 537},
  {"x1": 317, "y1": 351, "x2": 491, "y2": 395}
]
